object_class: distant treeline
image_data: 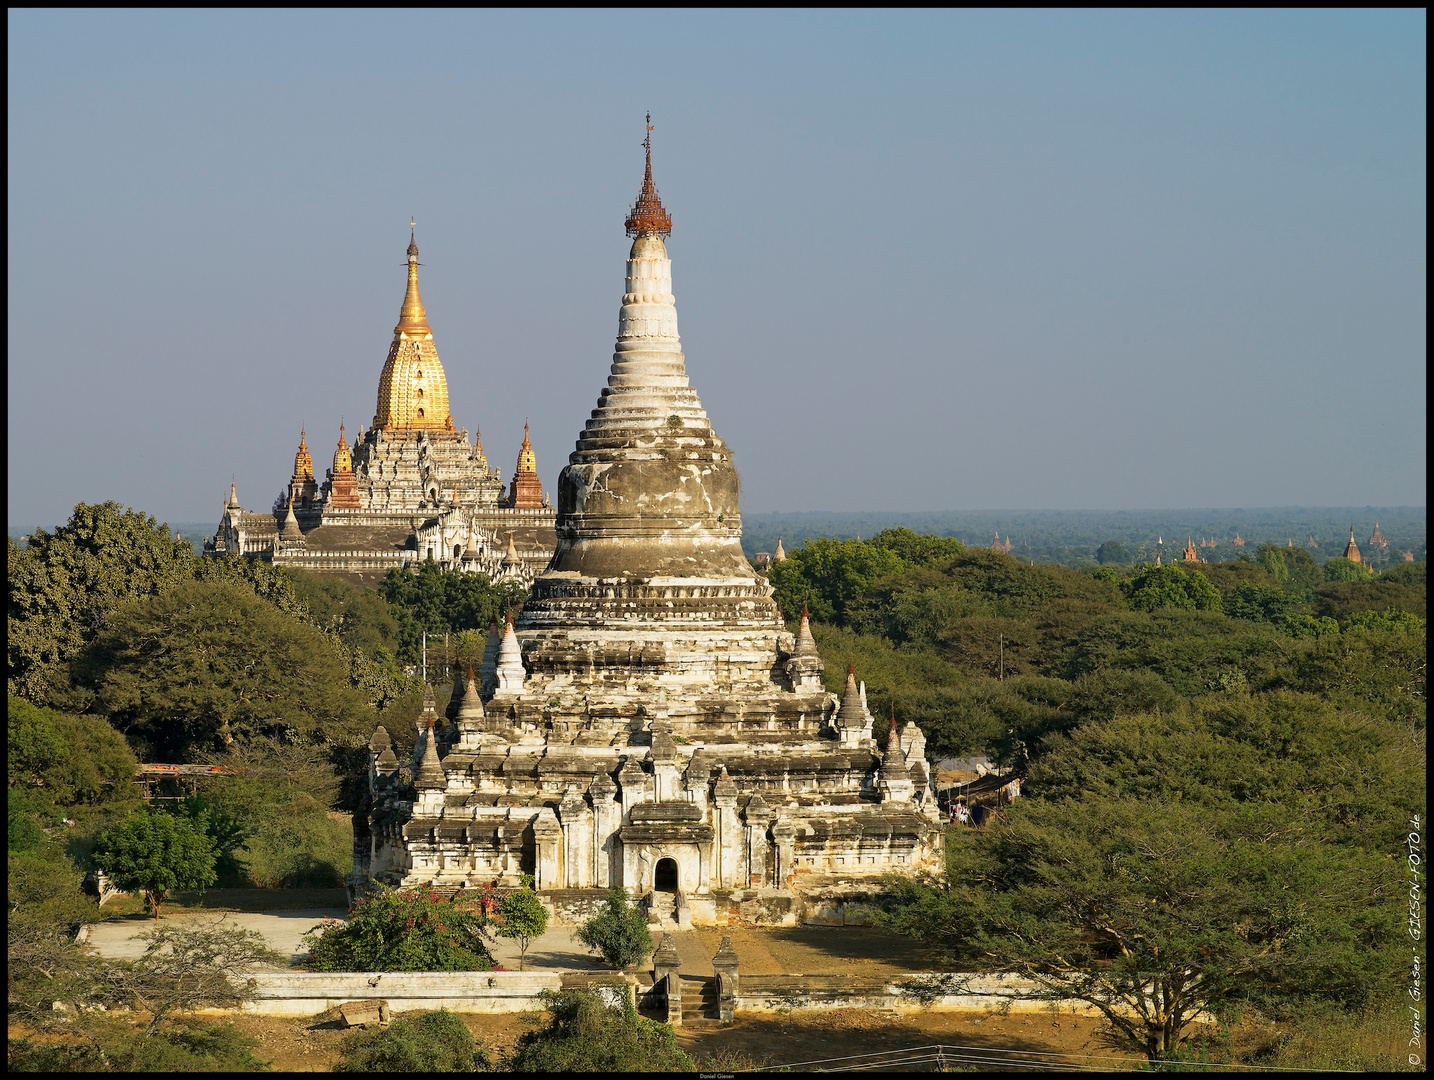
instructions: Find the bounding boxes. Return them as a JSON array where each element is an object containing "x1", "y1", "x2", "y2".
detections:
[
  {"x1": 742, "y1": 507, "x2": 1426, "y2": 567},
  {"x1": 12, "y1": 507, "x2": 1426, "y2": 566}
]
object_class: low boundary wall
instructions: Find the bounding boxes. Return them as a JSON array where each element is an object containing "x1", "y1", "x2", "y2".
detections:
[
  {"x1": 735, "y1": 974, "x2": 1100, "y2": 1015},
  {"x1": 236, "y1": 969, "x2": 1100, "y2": 1019},
  {"x1": 240, "y1": 972, "x2": 562, "y2": 1016}
]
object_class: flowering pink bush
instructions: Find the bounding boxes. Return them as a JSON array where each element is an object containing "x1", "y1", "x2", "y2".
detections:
[{"x1": 302, "y1": 882, "x2": 497, "y2": 972}]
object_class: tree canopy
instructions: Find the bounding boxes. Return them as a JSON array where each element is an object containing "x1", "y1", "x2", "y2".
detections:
[
  {"x1": 69, "y1": 578, "x2": 379, "y2": 761},
  {"x1": 883, "y1": 797, "x2": 1400, "y2": 1062},
  {"x1": 8, "y1": 502, "x2": 195, "y2": 703}
]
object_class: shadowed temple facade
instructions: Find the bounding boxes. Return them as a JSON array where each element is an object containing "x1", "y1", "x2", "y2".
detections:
[
  {"x1": 355, "y1": 124, "x2": 944, "y2": 927},
  {"x1": 205, "y1": 230, "x2": 555, "y2": 588}
]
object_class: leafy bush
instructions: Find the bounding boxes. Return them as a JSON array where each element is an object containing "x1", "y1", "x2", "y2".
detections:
[
  {"x1": 7, "y1": 921, "x2": 279, "y2": 1072},
  {"x1": 334, "y1": 1009, "x2": 490, "y2": 1072},
  {"x1": 159, "y1": 796, "x2": 251, "y2": 887},
  {"x1": 7, "y1": 847, "x2": 97, "y2": 929},
  {"x1": 1343, "y1": 607, "x2": 1425, "y2": 634},
  {"x1": 303, "y1": 884, "x2": 496, "y2": 972},
  {"x1": 575, "y1": 888, "x2": 652, "y2": 971},
  {"x1": 508, "y1": 989, "x2": 694, "y2": 1072},
  {"x1": 7, "y1": 1017, "x2": 272, "y2": 1072}
]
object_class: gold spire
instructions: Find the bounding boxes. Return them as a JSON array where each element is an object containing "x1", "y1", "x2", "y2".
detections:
[
  {"x1": 516, "y1": 421, "x2": 537, "y2": 475},
  {"x1": 506, "y1": 421, "x2": 544, "y2": 507},
  {"x1": 294, "y1": 428, "x2": 314, "y2": 480},
  {"x1": 333, "y1": 422, "x2": 352, "y2": 474},
  {"x1": 625, "y1": 112, "x2": 673, "y2": 238},
  {"x1": 398, "y1": 224, "x2": 430, "y2": 333},
  {"x1": 375, "y1": 227, "x2": 451, "y2": 430}
]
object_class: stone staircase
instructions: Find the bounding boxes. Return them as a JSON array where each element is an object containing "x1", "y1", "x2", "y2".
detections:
[
  {"x1": 679, "y1": 975, "x2": 719, "y2": 1021},
  {"x1": 646, "y1": 890, "x2": 677, "y2": 926}
]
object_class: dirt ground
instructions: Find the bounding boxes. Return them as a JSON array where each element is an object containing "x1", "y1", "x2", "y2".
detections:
[
  {"x1": 98, "y1": 887, "x2": 349, "y2": 919},
  {"x1": 209, "y1": 1006, "x2": 1149, "y2": 1072},
  {"x1": 691, "y1": 924, "x2": 957, "y2": 977}
]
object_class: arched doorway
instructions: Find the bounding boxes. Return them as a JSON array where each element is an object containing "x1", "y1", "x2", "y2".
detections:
[{"x1": 654, "y1": 857, "x2": 678, "y2": 893}]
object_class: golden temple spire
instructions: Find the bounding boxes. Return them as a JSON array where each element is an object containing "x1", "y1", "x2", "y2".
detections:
[
  {"x1": 516, "y1": 421, "x2": 536, "y2": 474},
  {"x1": 293, "y1": 428, "x2": 314, "y2": 480},
  {"x1": 625, "y1": 112, "x2": 672, "y2": 238},
  {"x1": 333, "y1": 422, "x2": 352, "y2": 473},
  {"x1": 505, "y1": 421, "x2": 544, "y2": 507},
  {"x1": 397, "y1": 223, "x2": 430, "y2": 332}
]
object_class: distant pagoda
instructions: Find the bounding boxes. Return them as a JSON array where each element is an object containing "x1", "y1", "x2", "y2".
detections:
[{"x1": 206, "y1": 228, "x2": 555, "y2": 587}]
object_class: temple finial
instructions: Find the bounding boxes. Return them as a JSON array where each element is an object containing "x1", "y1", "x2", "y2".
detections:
[
  {"x1": 398, "y1": 225, "x2": 428, "y2": 329},
  {"x1": 408, "y1": 219, "x2": 418, "y2": 257},
  {"x1": 625, "y1": 113, "x2": 672, "y2": 238}
]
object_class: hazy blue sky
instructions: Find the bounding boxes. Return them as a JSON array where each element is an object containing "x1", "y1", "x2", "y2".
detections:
[{"x1": 8, "y1": 9, "x2": 1426, "y2": 530}]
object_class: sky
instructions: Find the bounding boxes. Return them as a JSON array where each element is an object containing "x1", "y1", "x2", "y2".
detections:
[{"x1": 7, "y1": 9, "x2": 1426, "y2": 531}]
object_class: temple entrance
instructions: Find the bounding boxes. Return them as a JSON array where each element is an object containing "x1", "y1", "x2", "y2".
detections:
[{"x1": 654, "y1": 857, "x2": 678, "y2": 893}]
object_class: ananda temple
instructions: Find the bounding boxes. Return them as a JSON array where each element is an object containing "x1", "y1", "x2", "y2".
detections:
[
  {"x1": 205, "y1": 230, "x2": 556, "y2": 588},
  {"x1": 353, "y1": 125, "x2": 944, "y2": 927}
]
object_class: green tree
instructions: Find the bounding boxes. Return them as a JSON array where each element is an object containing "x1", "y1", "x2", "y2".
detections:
[
  {"x1": 7, "y1": 697, "x2": 140, "y2": 814},
  {"x1": 1310, "y1": 570, "x2": 1426, "y2": 623},
  {"x1": 508, "y1": 989, "x2": 695, "y2": 1072},
  {"x1": 71, "y1": 578, "x2": 377, "y2": 760},
  {"x1": 867, "y1": 526, "x2": 967, "y2": 566},
  {"x1": 880, "y1": 799, "x2": 1401, "y2": 1063},
  {"x1": 770, "y1": 537, "x2": 905, "y2": 625},
  {"x1": 1031, "y1": 692, "x2": 1422, "y2": 849},
  {"x1": 1344, "y1": 607, "x2": 1426, "y2": 634},
  {"x1": 575, "y1": 888, "x2": 652, "y2": 971},
  {"x1": 161, "y1": 796, "x2": 251, "y2": 888},
  {"x1": 9, "y1": 502, "x2": 195, "y2": 705},
  {"x1": 334, "y1": 1008, "x2": 490, "y2": 1072},
  {"x1": 1095, "y1": 540, "x2": 1131, "y2": 565},
  {"x1": 1257, "y1": 543, "x2": 1291, "y2": 584},
  {"x1": 94, "y1": 807, "x2": 218, "y2": 918},
  {"x1": 379, "y1": 561, "x2": 529, "y2": 668},
  {"x1": 196, "y1": 552, "x2": 308, "y2": 618},
  {"x1": 1225, "y1": 582, "x2": 1298, "y2": 623},
  {"x1": 302, "y1": 884, "x2": 496, "y2": 972},
  {"x1": 496, "y1": 878, "x2": 550, "y2": 971},
  {"x1": 1287, "y1": 622, "x2": 1427, "y2": 727},
  {"x1": 1323, "y1": 557, "x2": 1369, "y2": 583},
  {"x1": 1123, "y1": 563, "x2": 1222, "y2": 612},
  {"x1": 1055, "y1": 610, "x2": 1295, "y2": 698}
]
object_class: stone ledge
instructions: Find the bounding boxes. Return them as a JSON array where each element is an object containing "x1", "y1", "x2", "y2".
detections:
[{"x1": 239, "y1": 971, "x2": 562, "y2": 1017}]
